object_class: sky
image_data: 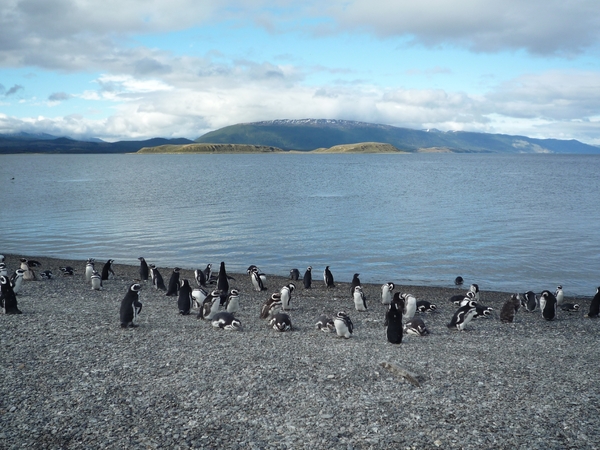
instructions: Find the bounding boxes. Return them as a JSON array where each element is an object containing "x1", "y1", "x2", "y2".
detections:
[{"x1": 1, "y1": 0, "x2": 600, "y2": 144}]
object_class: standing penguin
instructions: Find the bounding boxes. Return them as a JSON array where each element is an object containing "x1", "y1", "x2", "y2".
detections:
[
  {"x1": 198, "y1": 290, "x2": 222, "y2": 320},
  {"x1": 289, "y1": 269, "x2": 300, "y2": 281},
  {"x1": 120, "y1": 283, "x2": 142, "y2": 328},
  {"x1": 84, "y1": 258, "x2": 95, "y2": 282},
  {"x1": 539, "y1": 290, "x2": 557, "y2": 321},
  {"x1": 555, "y1": 285, "x2": 564, "y2": 306},
  {"x1": 225, "y1": 289, "x2": 240, "y2": 313},
  {"x1": 447, "y1": 300, "x2": 477, "y2": 331},
  {"x1": 519, "y1": 291, "x2": 538, "y2": 312},
  {"x1": 217, "y1": 262, "x2": 230, "y2": 304},
  {"x1": 385, "y1": 294, "x2": 404, "y2": 344},
  {"x1": 90, "y1": 270, "x2": 103, "y2": 291},
  {"x1": 10, "y1": 269, "x2": 24, "y2": 295},
  {"x1": 165, "y1": 267, "x2": 181, "y2": 296},
  {"x1": 585, "y1": 287, "x2": 600, "y2": 318},
  {"x1": 194, "y1": 268, "x2": 207, "y2": 287},
  {"x1": 0, "y1": 263, "x2": 7, "y2": 277},
  {"x1": 381, "y1": 282, "x2": 395, "y2": 305},
  {"x1": 350, "y1": 273, "x2": 361, "y2": 296},
  {"x1": 203, "y1": 263, "x2": 213, "y2": 284},
  {"x1": 1, "y1": 275, "x2": 22, "y2": 314},
  {"x1": 353, "y1": 285, "x2": 367, "y2": 311},
  {"x1": 469, "y1": 284, "x2": 480, "y2": 302},
  {"x1": 500, "y1": 294, "x2": 521, "y2": 323},
  {"x1": 260, "y1": 292, "x2": 282, "y2": 319},
  {"x1": 138, "y1": 257, "x2": 149, "y2": 281},
  {"x1": 280, "y1": 283, "x2": 295, "y2": 311},
  {"x1": 303, "y1": 266, "x2": 312, "y2": 289},
  {"x1": 324, "y1": 266, "x2": 335, "y2": 288},
  {"x1": 333, "y1": 311, "x2": 353, "y2": 338},
  {"x1": 20, "y1": 258, "x2": 37, "y2": 281},
  {"x1": 191, "y1": 286, "x2": 208, "y2": 310},
  {"x1": 101, "y1": 259, "x2": 115, "y2": 281},
  {"x1": 177, "y1": 279, "x2": 193, "y2": 315},
  {"x1": 249, "y1": 267, "x2": 266, "y2": 292},
  {"x1": 149, "y1": 264, "x2": 166, "y2": 291},
  {"x1": 401, "y1": 293, "x2": 417, "y2": 322}
]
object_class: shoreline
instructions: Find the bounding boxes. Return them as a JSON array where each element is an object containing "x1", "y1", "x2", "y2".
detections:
[{"x1": 2, "y1": 253, "x2": 599, "y2": 449}]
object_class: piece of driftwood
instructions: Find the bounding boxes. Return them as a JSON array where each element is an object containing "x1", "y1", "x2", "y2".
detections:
[{"x1": 380, "y1": 361, "x2": 421, "y2": 387}]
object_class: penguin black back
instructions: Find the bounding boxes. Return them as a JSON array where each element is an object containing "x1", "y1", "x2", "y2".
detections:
[
  {"x1": 350, "y1": 273, "x2": 361, "y2": 295},
  {"x1": 324, "y1": 266, "x2": 335, "y2": 288},
  {"x1": 177, "y1": 279, "x2": 193, "y2": 315},
  {"x1": 138, "y1": 257, "x2": 149, "y2": 281},
  {"x1": 586, "y1": 287, "x2": 600, "y2": 318},
  {"x1": 303, "y1": 266, "x2": 312, "y2": 289},
  {"x1": 101, "y1": 259, "x2": 115, "y2": 281},
  {"x1": 385, "y1": 299, "x2": 403, "y2": 344},
  {"x1": 217, "y1": 262, "x2": 229, "y2": 304},
  {"x1": 120, "y1": 283, "x2": 142, "y2": 328},
  {"x1": 166, "y1": 267, "x2": 180, "y2": 296}
]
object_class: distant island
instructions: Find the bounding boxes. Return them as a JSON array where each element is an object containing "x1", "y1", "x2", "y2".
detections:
[{"x1": 2, "y1": 119, "x2": 599, "y2": 154}]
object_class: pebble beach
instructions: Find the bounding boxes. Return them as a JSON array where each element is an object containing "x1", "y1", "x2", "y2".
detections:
[{"x1": 1, "y1": 254, "x2": 599, "y2": 450}]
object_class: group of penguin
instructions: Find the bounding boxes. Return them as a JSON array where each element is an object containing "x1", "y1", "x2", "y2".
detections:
[{"x1": 3, "y1": 255, "x2": 600, "y2": 345}]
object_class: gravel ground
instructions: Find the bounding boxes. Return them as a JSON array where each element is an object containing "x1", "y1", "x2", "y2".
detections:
[{"x1": 1, "y1": 254, "x2": 599, "y2": 450}]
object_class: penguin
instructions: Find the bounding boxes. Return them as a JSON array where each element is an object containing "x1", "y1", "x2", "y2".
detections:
[
  {"x1": 270, "y1": 312, "x2": 292, "y2": 332},
  {"x1": 560, "y1": 303, "x2": 580, "y2": 312},
  {"x1": 333, "y1": 311, "x2": 353, "y2": 338},
  {"x1": 39, "y1": 270, "x2": 53, "y2": 280},
  {"x1": 149, "y1": 264, "x2": 166, "y2": 291},
  {"x1": 469, "y1": 284, "x2": 480, "y2": 302},
  {"x1": 539, "y1": 290, "x2": 557, "y2": 321},
  {"x1": 303, "y1": 266, "x2": 312, "y2": 289},
  {"x1": 119, "y1": 283, "x2": 142, "y2": 328},
  {"x1": 500, "y1": 294, "x2": 520, "y2": 323},
  {"x1": 519, "y1": 291, "x2": 538, "y2": 312},
  {"x1": 100, "y1": 259, "x2": 115, "y2": 281},
  {"x1": 191, "y1": 287, "x2": 208, "y2": 310},
  {"x1": 177, "y1": 279, "x2": 193, "y2": 315},
  {"x1": 194, "y1": 268, "x2": 207, "y2": 287},
  {"x1": 555, "y1": 285, "x2": 564, "y2": 306},
  {"x1": 217, "y1": 262, "x2": 230, "y2": 304},
  {"x1": 353, "y1": 285, "x2": 367, "y2": 311},
  {"x1": 84, "y1": 258, "x2": 95, "y2": 282},
  {"x1": 19, "y1": 258, "x2": 36, "y2": 281},
  {"x1": 280, "y1": 283, "x2": 295, "y2": 311},
  {"x1": 260, "y1": 292, "x2": 282, "y2": 319},
  {"x1": 381, "y1": 282, "x2": 395, "y2": 305},
  {"x1": 249, "y1": 267, "x2": 266, "y2": 292},
  {"x1": 138, "y1": 257, "x2": 149, "y2": 281},
  {"x1": 455, "y1": 276, "x2": 464, "y2": 286},
  {"x1": 203, "y1": 263, "x2": 213, "y2": 285},
  {"x1": 10, "y1": 269, "x2": 24, "y2": 295},
  {"x1": 449, "y1": 291, "x2": 475, "y2": 305},
  {"x1": 350, "y1": 273, "x2": 361, "y2": 296},
  {"x1": 385, "y1": 295, "x2": 404, "y2": 344},
  {"x1": 416, "y1": 300, "x2": 437, "y2": 313},
  {"x1": 26, "y1": 259, "x2": 42, "y2": 268},
  {"x1": 404, "y1": 317, "x2": 429, "y2": 336},
  {"x1": 197, "y1": 290, "x2": 222, "y2": 320},
  {"x1": 473, "y1": 304, "x2": 493, "y2": 319},
  {"x1": 315, "y1": 315, "x2": 335, "y2": 332},
  {"x1": 585, "y1": 287, "x2": 600, "y2": 318},
  {"x1": 225, "y1": 289, "x2": 240, "y2": 314},
  {"x1": 0, "y1": 254, "x2": 4, "y2": 263},
  {"x1": 289, "y1": 268, "x2": 300, "y2": 281},
  {"x1": 211, "y1": 312, "x2": 242, "y2": 331},
  {"x1": 1, "y1": 275, "x2": 22, "y2": 314},
  {"x1": 165, "y1": 267, "x2": 181, "y2": 296},
  {"x1": 0, "y1": 263, "x2": 8, "y2": 277},
  {"x1": 323, "y1": 266, "x2": 335, "y2": 288},
  {"x1": 401, "y1": 293, "x2": 417, "y2": 322},
  {"x1": 447, "y1": 300, "x2": 477, "y2": 331},
  {"x1": 60, "y1": 266, "x2": 75, "y2": 276},
  {"x1": 90, "y1": 270, "x2": 103, "y2": 291}
]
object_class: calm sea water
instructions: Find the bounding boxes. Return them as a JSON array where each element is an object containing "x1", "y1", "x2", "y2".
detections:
[{"x1": 1, "y1": 153, "x2": 599, "y2": 296}]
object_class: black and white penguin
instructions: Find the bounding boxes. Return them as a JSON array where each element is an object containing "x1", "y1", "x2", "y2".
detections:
[
  {"x1": 385, "y1": 295, "x2": 404, "y2": 344},
  {"x1": 270, "y1": 312, "x2": 292, "y2": 332},
  {"x1": 560, "y1": 303, "x2": 580, "y2": 312},
  {"x1": 469, "y1": 284, "x2": 480, "y2": 302},
  {"x1": 211, "y1": 312, "x2": 242, "y2": 331},
  {"x1": 539, "y1": 290, "x2": 557, "y2": 321},
  {"x1": 39, "y1": 270, "x2": 53, "y2": 280},
  {"x1": 191, "y1": 286, "x2": 208, "y2": 310},
  {"x1": 350, "y1": 273, "x2": 361, "y2": 296},
  {"x1": 101, "y1": 259, "x2": 115, "y2": 281},
  {"x1": 249, "y1": 267, "x2": 266, "y2": 292},
  {"x1": 401, "y1": 293, "x2": 417, "y2": 322},
  {"x1": 165, "y1": 267, "x2": 181, "y2": 296},
  {"x1": 197, "y1": 289, "x2": 222, "y2": 320},
  {"x1": 416, "y1": 300, "x2": 437, "y2": 313},
  {"x1": 585, "y1": 287, "x2": 600, "y2": 318},
  {"x1": 289, "y1": 268, "x2": 300, "y2": 281},
  {"x1": 555, "y1": 285, "x2": 564, "y2": 306},
  {"x1": 10, "y1": 269, "x2": 24, "y2": 295},
  {"x1": 280, "y1": 283, "x2": 295, "y2": 311},
  {"x1": 149, "y1": 264, "x2": 166, "y2": 291},
  {"x1": 119, "y1": 283, "x2": 142, "y2": 328},
  {"x1": 353, "y1": 285, "x2": 367, "y2": 311},
  {"x1": 177, "y1": 279, "x2": 193, "y2": 315},
  {"x1": 0, "y1": 263, "x2": 8, "y2": 277},
  {"x1": 500, "y1": 294, "x2": 520, "y2": 323},
  {"x1": 203, "y1": 263, "x2": 213, "y2": 285},
  {"x1": 404, "y1": 317, "x2": 429, "y2": 336},
  {"x1": 217, "y1": 262, "x2": 230, "y2": 304},
  {"x1": 381, "y1": 282, "x2": 395, "y2": 305},
  {"x1": 315, "y1": 315, "x2": 335, "y2": 332},
  {"x1": 303, "y1": 266, "x2": 312, "y2": 289},
  {"x1": 333, "y1": 311, "x2": 353, "y2": 338},
  {"x1": 1, "y1": 275, "x2": 22, "y2": 314},
  {"x1": 194, "y1": 268, "x2": 207, "y2": 287},
  {"x1": 447, "y1": 300, "x2": 477, "y2": 331},
  {"x1": 449, "y1": 290, "x2": 475, "y2": 305},
  {"x1": 473, "y1": 304, "x2": 493, "y2": 319},
  {"x1": 455, "y1": 276, "x2": 464, "y2": 286},
  {"x1": 260, "y1": 292, "x2": 282, "y2": 319},
  {"x1": 323, "y1": 266, "x2": 335, "y2": 288},
  {"x1": 84, "y1": 258, "x2": 95, "y2": 282},
  {"x1": 26, "y1": 259, "x2": 41, "y2": 268},
  {"x1": 90, "y1": 270, "x2": 103, "y2": 291},
  {"x1": 519, "y1": 291, "x2": 538, "y2": 312},
  {"x1": 19, "y1": 258, "x2": 37, "y2": 281},
  {"x1": 138, "y1": 257, "x2": 149, "y2": 281},
  {"x1": 225, "y1": 289, "x2": 240, "y2": 314},
  {"x1": 59, "y1": 266, "x2": 75, "y2": 276}
]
